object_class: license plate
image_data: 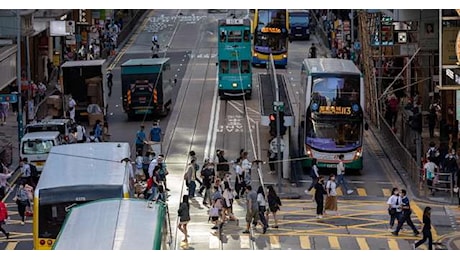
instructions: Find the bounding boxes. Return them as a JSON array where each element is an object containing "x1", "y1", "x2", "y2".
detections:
[
  {"x1": 135, "y1": 109, "x2": 152, "y2": 114},
  {"x1": 139, "y1": 97, "x2": 146, "y2": 103},
  {"x1": 295, "y1": 34, "x2": 302, "y2": 37},
  {"x1": 296, "y1": 27, "x2": 302, "y2": 29}
]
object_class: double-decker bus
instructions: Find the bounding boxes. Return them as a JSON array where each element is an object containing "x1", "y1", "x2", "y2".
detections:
[
  {"x1": 298, "y1": 58, "x2": 365, "y2": 170},
  {"x1": 217, "y1": 18, "x2": 252, "y2": 99},
  {"x1": 33, "y1": 143, "x2": 132, "y2": 250},
  {"x1": 252, "y1": 9, "x2": 289, "y2": 67},
  {"x1": 52, "y1": 199, "x2": 171, "y2": 250}
]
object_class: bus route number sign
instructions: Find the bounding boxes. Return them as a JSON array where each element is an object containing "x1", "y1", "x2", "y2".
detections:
[
  {"x1": 261, "y1": 27, "x2": 281, "y2": 33},
  {"x1": 319, "y1": 106, "x2": 351, "y2": 115}
]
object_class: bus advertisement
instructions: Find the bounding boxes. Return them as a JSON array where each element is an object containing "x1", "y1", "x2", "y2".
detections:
[
  {"x1": 252, "y1": 9, "x2": 289, "y2": 67},
  {"x1": 299, "y1": 58, "x2": 365, "y2": 171},
  {"x1": 217, "y1": 18, "x2": 253, "y2": 99}
]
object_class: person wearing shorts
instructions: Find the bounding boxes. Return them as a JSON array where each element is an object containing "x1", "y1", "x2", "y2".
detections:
[{"x1": 243, "y1": 185, "x2": 259, "y2": 234}]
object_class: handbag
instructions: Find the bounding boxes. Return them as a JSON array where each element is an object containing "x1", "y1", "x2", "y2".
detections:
[
  {"x1": 388, "y1": 208, "x2": 397, "y2": 216},
  {"x1": 209, "y1": 207, "x2": 219, "y2": 217}
]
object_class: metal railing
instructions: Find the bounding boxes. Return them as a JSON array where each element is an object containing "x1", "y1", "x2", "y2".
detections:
[{"x1": 426, "y1": 172, "x2": 455, "y2": 203}]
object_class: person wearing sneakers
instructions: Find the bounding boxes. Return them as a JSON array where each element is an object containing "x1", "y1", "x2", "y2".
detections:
[
  {"x1": 336, "y1": 154, "x2": 353, "y2": 195},
  {"x1": 413, "y1": 206, "x2": 433, "y2": 250},
  {"x1": 391, "y1": 189, "x2": 420, "y2": 237}
]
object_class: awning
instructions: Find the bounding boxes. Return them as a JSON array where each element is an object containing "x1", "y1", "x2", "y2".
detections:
[{"x1": 436, "y1": 85, "x2": 460, "y2": 90}]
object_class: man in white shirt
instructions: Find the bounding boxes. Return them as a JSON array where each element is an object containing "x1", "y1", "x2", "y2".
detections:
[
  {"x1": 75, "y1": 123, "x2": 86, "y2": 143},
  {"x1": 68, "y1": 95, "x2": 77, "y2": 122},
  {"x1": 148, "y1": 156, "x2": 159, "y2": 178},
  {"x1": 336, "y1": 154, "x2": 353, "y2": 194}
]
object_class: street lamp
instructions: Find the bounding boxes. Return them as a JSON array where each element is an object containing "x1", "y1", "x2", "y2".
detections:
[{"x1": 16, "y1": 10, "x2": 24, "y2": 142}]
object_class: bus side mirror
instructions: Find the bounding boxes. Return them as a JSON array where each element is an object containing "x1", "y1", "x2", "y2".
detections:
[{"x1": 364, "y1": 122, "x2": 369, "y2": 131}]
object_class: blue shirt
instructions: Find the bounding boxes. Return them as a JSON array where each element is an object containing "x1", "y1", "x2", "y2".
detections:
[
  {"x1": 136, "y1": 130, "x2": 146, "y2": 145},
  {"x1": 150, "y1": 127, "x2": 161, "y2": 142},
  {"x1": 94, "y1": 124, "x2": 103, "y2": 139}
]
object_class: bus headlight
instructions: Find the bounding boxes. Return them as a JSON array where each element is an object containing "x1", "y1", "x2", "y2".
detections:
[
  {"x1": 354, "y1": 148, "x2": 363, "y2": 159},
  {"x1": 253, "y1": 53, "x2": 258, "y2": 57},
  {"x1": 232, "y1": 83, "x2": 238, "y2": 88},
  {"x1": 282, "y1": 54, "x2": 287, "y2": 58},
  {"x1": 306, "y1": 147, "x2": 313, "y2": 157}
]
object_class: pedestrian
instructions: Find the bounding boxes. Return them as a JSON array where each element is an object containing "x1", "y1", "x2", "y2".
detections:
[
  {"x1": 391, "y1": 189, "x2": 420, "y2": 236},
  {"x1": 314, "y1": 175, "x2": 327, "y2": 219},
  {"x1": 183, "y1": 159, "x2": 197, "y2": 198},
  {"x1": 93, "y1": 119, "x2": 103, "y2": 142},
  {"x1": 426, "y1": 142, "x2": 440, "y2": 166},
  {"x1": 266, "y1": 185, "x2": 281, "y2": 228},
  {"x1": 134, "y1": 151, "x2": 145, "y2": 179},
  {"x1": 267, "y1": 137, "x2": 276, "y2": 174},
  {"x1": 14, "y1": 181, "x2": 29, "y2": 225},
  {"x1": 386, "y1": 187, "x2": 402, "y2": 231},
  {"x1": 216, "y1": 149, "x2": 230, "y2": 180},
  {"x1": 0, "y1": 161, "x2": 12, "y2": 198},
  {"x1": 428, "y1": 107, "x2": 437, "y2": 138},
  {"x1": 177, "y1": 195, "x2": 190, "y2": 243},
  {"x1": 68, "y1": 94, "x2": 77, "y2": 123},
  {"x1": 87, "y1": 131, "x2": 99, "y2": 142},
  {"x1": 307, "y1": 158, "x2": 320, "y2": 192},
  {"x1": 135, "y1": 125, "x2": 146, "y2": 155},
  {"x1": 0, "y1": 197, "x2": 10, "y2": 239},
  {"x1": 75, "y1": 122, "x2": 87, "y2": 143},
  {"x1": 143, "y1": 150, "x2": 154, "y2": 178},
  {"x1": 325, "y1": 174, "x2": 339, "y2": 215},
  {"x1": 234, "y1": 160, "x2": 245, "y2": 199},
  {"x1": 200, "y1": 160, "x2": 215, "y2": 205},
  {"x1": 336, "y1": 154, "x2": 353, "y2": 194},
  {"x1": 423, "y1": 157, "x2": 438, "y2": 196},
  {"x1": 152, "y1": 34, "x2": 159, "y2": 49},
  {"x1": 443, "y1": 148, "x2": 458, "y2": 187},
  {"x1": 242, "y1": 185, "x2": 259, "y2": 234},
  {"x1": 413, "y1": 207, "x2": 433, "y2": 250},
  {"x1": 222, "y1": 181, "x2": 236, "y2": 221},
  {"x1": 149, "y1": 120, "x2": 162, "y2": 142},
  {"x1": 309, "y1": 43, "x2": 317, "y2": 58},
  {"x1": 155, "y1": 184, "x2": 166, "y2": 203},
  {"x1": 157, "y1": 154, "x2": 169, "y2": 191},
  {"x1": 0, "y1": 102, "x2": 8, "y2": 126},
  {"x1": 19, "y1": 158, "x2": 33, "y2": 187},
  {"x1": 106, "y1": 70, "x2": 113, "y2": 97},
  {"x1": 146, "y1": 165, "x2": 161, "y2": 201},
  {"x1": 256, "y1": 186, "x2": 269, "y2": 233}
]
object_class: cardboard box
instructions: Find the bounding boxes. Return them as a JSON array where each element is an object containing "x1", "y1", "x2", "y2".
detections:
[
  {"x1": 87, "y1": 84, "x2": 100, "y2": 97},
  {"x1": 88, "y1": 113, "x2": 104, "y2": 126},
  {"x1": 46, "y1": 95, "x2": 60, "y2": 105},
  {"x1": 47, "y1": 107, "x2": 60, "y2": 117}
]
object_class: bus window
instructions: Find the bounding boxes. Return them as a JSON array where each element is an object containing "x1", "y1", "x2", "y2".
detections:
[
  {"x1": 241, "y1": 61, "x2": 250, "y2": 73},
  {"x1": 220, "y1": 31, "x2": 227, "y2": 42},
  {"x1": 220, "y1": 60, "x2": 229, "y2": 73},
  {"x1": 243, "y1": 30, "x2": 250, "y2": 42},
  {"x1": 230, "y1": 61, "x2": 239, "y2": 74},
  {"x1": 228, "y1": 30, "x2": 242, "y2": 42}
]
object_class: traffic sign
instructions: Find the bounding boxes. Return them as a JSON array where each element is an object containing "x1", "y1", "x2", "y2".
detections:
[
  {"x1": 270, "y1": 137, "x2": 285, "y2": 153},
  {"x1": 0, "y1": 94, "x2": 18, "y2": 103},
  {"x1": 273, "y1": 101, "x2": 284, "y2": 112}
]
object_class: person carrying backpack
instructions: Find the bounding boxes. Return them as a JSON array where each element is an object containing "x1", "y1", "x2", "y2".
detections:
[{"x1": 426, "y1": 142, "x2": 440, "y2": 166}]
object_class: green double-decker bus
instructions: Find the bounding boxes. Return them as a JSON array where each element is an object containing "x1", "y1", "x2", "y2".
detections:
[{"x1": 217, "y1": 18, "x2": 252, "y2": 99}]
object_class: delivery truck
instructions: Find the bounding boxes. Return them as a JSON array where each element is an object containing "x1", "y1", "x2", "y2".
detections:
[{"x1": 121, "y1": 58, "x2": 173, "y2": 120}]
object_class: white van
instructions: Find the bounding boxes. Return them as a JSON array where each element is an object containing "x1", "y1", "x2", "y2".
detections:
[{"x1": 20, "y1": 131, "x2": 62, "y2": 172}]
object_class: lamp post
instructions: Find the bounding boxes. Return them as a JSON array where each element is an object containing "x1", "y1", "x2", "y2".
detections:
[{"x1": 16, "y1": 10, "x2": 24, "y2": 143}]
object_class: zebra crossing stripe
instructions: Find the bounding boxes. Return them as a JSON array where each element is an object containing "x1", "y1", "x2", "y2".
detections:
[
  {"x1": 387, "y1": 239, "x2": 399, "y2": 250},
  {"x1": 270, "y1": 236, "x2": 281, "y2": 249},
  {"x1": 300, "y1": 236, "x2": 311, "y2": 249},
  {"x1": 328, "y1": 236, "x2": 340, "y2": 249},
  {"x1": 356, "y1": 237, "x2": 369, "y2": 250}
]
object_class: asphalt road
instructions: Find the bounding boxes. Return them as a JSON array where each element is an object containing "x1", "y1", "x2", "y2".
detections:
[{"x1": 1, "y1": 9, "x2": 458, "y2": 250}]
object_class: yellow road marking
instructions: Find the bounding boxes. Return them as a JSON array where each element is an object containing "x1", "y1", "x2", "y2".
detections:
[
  {"x1": 299, "y1": 236, "x2": 311, "y2": 249},
  {"x1": 356, "y1": 237, "x2": 369, "y2": 250},
  {"x1": 270, "y1": 236, "x2": 281, "y2": 249},
  {"x1": 5, "y1": 242, "x2": 18, "y2": 250},
  {"x1": 328, "y1": 236, "x2": 340, "y2": 249},
  {"x1": 382, "y1": 188, "x2": 391, "y2": 197},
  {"x1": 357, "y1": 188, "x2": 367, "y2": 196},
  {"x1": 240, "y1": 234, "x2": 250, "y2": 249},
  {"x1": 387, "y1": 238, "x2": 399, "y2": 250}
]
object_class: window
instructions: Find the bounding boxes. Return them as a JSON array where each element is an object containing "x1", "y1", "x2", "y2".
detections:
[
  {"x1": 243, "y1": 30, "x2": 250, "y2": 42},
  {"x1": 230, "y1": 61, "x2": 239, "y2": 74},
  {"x1": 22, "y1": 139, "x2": 55, "y2": 155},
  {"x1": 241, "y1": 60, "x2": 250, "y2": 73},
  {"x1": 228, "y1": 30, "x2": 242, "y2": 42},
  {"x1": 220, "y1": 30, "x2": 227, "y2": 42},
  {"x1": 220, "y1": 60, "x2": 229, "y2": 74},
  {"x1": 311, "y1": 75, "x2": 361, "y2": 107}
]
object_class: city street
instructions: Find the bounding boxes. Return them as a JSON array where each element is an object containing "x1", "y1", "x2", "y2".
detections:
[{"x1": 0, "y1": 9, "x2": 459, "y2": 250}]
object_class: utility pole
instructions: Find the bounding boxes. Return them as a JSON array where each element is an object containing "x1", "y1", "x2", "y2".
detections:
[{"x1": 16, "y1": 10, "x2": 24, "y2": 145}]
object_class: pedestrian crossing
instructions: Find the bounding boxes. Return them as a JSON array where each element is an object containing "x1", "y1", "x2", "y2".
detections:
[{"x1": 302, "y1": 186, "x2": 395, "y2": 198}]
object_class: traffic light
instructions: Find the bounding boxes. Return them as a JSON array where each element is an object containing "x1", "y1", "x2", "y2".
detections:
[
  {"x1": 269, "y1": 114, "x2": 277, "y2": 137},
  {"x1": 279, "y1": 112, "x2": 287, "y2": 136},
  {"x1": 410, "y1": 112, "x2": 422, "y2": 133}
]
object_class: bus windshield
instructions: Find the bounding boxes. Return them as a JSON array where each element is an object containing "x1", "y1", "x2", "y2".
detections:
[
  {"x1": 306, "y1": 119, "x2": 362, "y2": 151},
  {"x1": 311, "y1": 75, "x2": 360, "y2": 107},
  {"x1": 255, "y1": 9, "x2": 288, "y2": 53}
]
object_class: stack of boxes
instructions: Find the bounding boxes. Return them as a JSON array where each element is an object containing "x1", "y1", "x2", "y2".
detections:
[
  {"x1": 86, "y1": 76, "x2": 104, "y2": 126},
  {"x1": 46, "y1": 95, "x2": 63, "y2": 117}
]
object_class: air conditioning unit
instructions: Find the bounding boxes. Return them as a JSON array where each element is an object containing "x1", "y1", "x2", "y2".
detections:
[{"x1": 65, "y1": 20, "x2": 75, "y2": 34}]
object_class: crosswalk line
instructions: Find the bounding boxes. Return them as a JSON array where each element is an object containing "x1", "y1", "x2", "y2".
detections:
[
  {"x1": 270, "y1": 236, "x2": 281, "y2": 249},
  {"x1": 240, "y1": 234, "x2": 251, "y2": 249},
  {"x1": 356, "y1": 237, "x2": 369, "y2": 250},
  {"x1": 209, "y1": 233, "x2": 220, "y2": 249},
  {"x1": 300, "y1": 236, "x2": 311, "y2": 249},
  {"x1": 387, "y1": 239, "x2": 399, "y2": 250},
  {"x1": 328, "y1": 236, "x2": 340, "y2": 250},
  {"x1": 357, "y1": 188, "x2": 367, "y2": 196},
  {"x1": 382, "y1": 188, "x2": 392, "y2": 197},
  {"x1": 5, "y1": 242, "x2": 18, "y2": 250}
]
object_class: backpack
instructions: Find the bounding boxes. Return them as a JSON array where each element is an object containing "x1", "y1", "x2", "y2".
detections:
[{"x1": 427, "y1": 148, "x2": 439, "y2": 160}]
